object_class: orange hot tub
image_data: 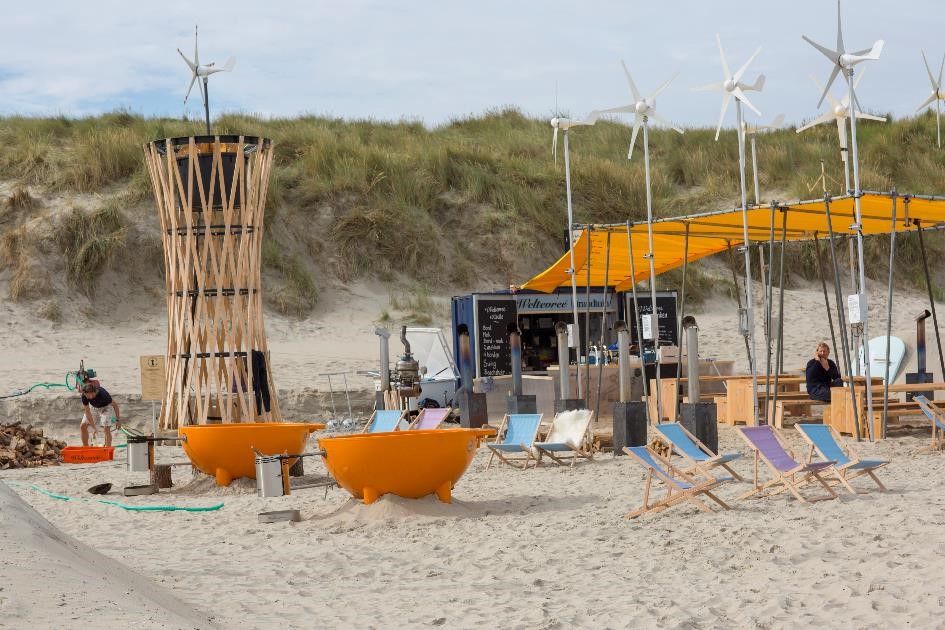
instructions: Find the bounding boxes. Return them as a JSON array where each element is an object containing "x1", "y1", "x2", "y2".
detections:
[
  {"x1": 317, "y1": 428, "x2": 495, "y2": 504},
  {"x1": 179, "y1": 422, "x2": 324, "y2": 486}
]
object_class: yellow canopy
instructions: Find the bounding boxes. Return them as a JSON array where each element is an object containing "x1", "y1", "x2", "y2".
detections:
[{"x1": 521, "y1": 192, "x2": 945, "y2": 293}]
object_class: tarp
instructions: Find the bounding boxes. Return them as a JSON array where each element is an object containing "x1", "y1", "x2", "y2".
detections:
[{"x1": 521, "y1": 192, "x2": 945, "y2": 293}]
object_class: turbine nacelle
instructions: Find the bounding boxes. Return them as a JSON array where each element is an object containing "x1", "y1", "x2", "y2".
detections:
[{"x1": 550, "y1": 116, "x2": 596, "y2": 165}]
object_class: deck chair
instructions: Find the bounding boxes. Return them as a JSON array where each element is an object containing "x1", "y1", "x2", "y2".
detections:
[
  {"x1": 622, "y1": 446, "x2": 733, "y2": 519},
  {"x1": 408, "y1": 407, "x2": 451, "y2": 430},
  {"x1": 795, "y1": 423, "x2": 888, "y2": 493},
  {"x1": 914, "y1": 395, "x2": 945, "y2": 454},
  {"x1": 363, "y1": 409, "x2": 406, "y2": 433},
  {"x1": 486, "y1": 413, "x2": 543, "y2": 469},
  {"x1": 654, "y1": 422, "x2": 744, "y2": 482},
  {"x1": 737, "y1": 425, "x2": 839, "y2": 503},
  {"x1": 533, "y1": 409, "x2": 595, "y2": 467}
]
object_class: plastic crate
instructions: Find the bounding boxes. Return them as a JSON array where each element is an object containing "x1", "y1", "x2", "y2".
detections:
[{"x1": 60, "y1": 446, "x2": 115, "y2": 464}]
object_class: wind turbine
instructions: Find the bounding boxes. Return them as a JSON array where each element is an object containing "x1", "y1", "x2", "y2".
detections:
[
  {"x1": 804, "y1": 0, "x2": 885, "y2": 438},
  {"x1": 692, "y1": 34, "x2": 765, "y2": 424},
  {"x1": 797, "y1": 71, "x2": 886, "y2": 193},
  {"x1": 590, "y1": 60, "x2": 683, "y2": 423},
  {"x1": 550, "y1": 113, "x2": 598, "y2": 401},
  {"x1": 178, "y1": 25, "x2": 236, "y2": 135},
  {"x1": 917, "y1": 50, "x2": 945, "y2": 148}
]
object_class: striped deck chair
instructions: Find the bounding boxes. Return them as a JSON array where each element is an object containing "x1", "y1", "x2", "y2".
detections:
[
  {"x1": 914, "y1": 395, "x2": 945, "y2": 454},
  {"x1": 408, "y1": 407, "x2": 451, "y2": 430},
  {"x1": 737, "y1": 425, "x2": 839, "y2": 502},
  {"x1": 795, "y1": 423, "x2": 888, "y2": 493},
  {"x1": 534, "y1": 409, "x2": 595, "y2": 467},
  {"x1": 622, "y1": 446, "x2": 733, "y2": 519},
  {"x1": 655, "y1": 422, "x2": 744, "y2": 482},
  {"x1": 363, "y1": 409, "x2": 406, "y2": 433},
  {"x1": 486, "y1": 413, "x2": 543, "y2": 470}
]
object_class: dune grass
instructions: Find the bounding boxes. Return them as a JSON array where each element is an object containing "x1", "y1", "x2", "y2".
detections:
[
  {"x1": 55, "y1": 203, "x2": 127, "y2": 295},
  {"x1": 1, "y1": 107, "x2": 945, "y2": 313}
]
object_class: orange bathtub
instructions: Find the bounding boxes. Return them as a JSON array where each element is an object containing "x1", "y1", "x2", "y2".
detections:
[
  {"x1": 179, "y1": 422, "x2": 324, "y2": 486},
  {"x1": 317, "y1": 428, "x2": 495, "y2": 504}
]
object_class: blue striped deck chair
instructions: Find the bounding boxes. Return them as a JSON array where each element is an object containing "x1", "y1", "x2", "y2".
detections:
[
  {"x1": 654, "y1": 422, "x2": 744, "y2": 482},
  {"x1": 363, "y1": 409, "x2": 406, "y2": 433},
  {"x1": 795, "y1": 423, "x2": 888, "y2": 493},
  {"x1": 486, "y1": 413, "x2": 543, "y2": 470},
  {"x1": 914, "y1": 395, "x2": 945, "y2": 454},
  {"x1": 534, "y1": 409, "x2": 595, "y2": 467},
  {"x1": 622, "y1": 446, "x2": 733, "y2": 519}
]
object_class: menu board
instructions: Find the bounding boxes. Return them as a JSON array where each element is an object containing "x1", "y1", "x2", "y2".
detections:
[
  {"x1": 475, "y1": 297, "x2": 516, "y2": 377},
  {"x1": 627, "y1": 293, "x2": 678, "y2": 347}
]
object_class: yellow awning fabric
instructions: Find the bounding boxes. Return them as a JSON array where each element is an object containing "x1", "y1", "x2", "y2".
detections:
[{"x1": 520, "y1": 192, "x2": 945, "y2": 293}]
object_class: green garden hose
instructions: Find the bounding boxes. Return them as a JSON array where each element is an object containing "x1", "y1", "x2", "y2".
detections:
[{"x1": 6, "y1": 481, "x2": 224, "y2": 512}]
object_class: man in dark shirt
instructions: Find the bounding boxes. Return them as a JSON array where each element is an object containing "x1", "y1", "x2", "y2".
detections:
[
  {"x1": 79, "y1": 382, "x2": 122, "y2": 446},
  {"x1": 806, "y1": 342, "x2": 843, "y2": 402}
]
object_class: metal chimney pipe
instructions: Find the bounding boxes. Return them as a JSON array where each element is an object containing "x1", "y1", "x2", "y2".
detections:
[
  {"x1": 458, "y1": 329, "x2": 473, "y2": 393},
  {"x1": 916, "y1": 310, "x2": 931, "y2": 374},
  {"x1": 509, "y1": 325, "x2": 523, "y2": 396},
  {"x1": 683, "y1": 316, "x2": 700, "y2": 402},
  {"x1": 375, "y1": 327, "x2": 391, "y2": 398},
  {"x1": 615, "y1": 320, "x2": 631, "y2": 403},
  {"x1": 555, "y1": 321, "x2": 570, "y2": 399}
]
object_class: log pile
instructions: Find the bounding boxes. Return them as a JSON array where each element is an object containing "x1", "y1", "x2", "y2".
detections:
[{"x1": 0, "y1": 423, "x2": 65, "y2": 469}]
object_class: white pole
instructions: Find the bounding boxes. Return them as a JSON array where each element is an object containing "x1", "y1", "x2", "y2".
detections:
[
  {"x1": 735, "y1": 100, "x2": 759, "y2": 425},
  {"x1": 750, "y1": 133, "x2": 761, "y2": 206},
  {"x1": 563, "y1": 130, "x2": 584, "y2": 400},
  {"x1": 937, "y1": 100, "x2": 942, "y2": 149},
  {"x1": 642, "y1": 118, "x2": 663, "y2": 422},
  {"x1": 846, "y1": 68, "x2": 875, "y2": 440}
]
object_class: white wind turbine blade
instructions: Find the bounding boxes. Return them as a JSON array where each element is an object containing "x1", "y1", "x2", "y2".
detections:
[
  {"x1": 922, "y1": 50, "x2": 939, "y2": 90},
  {"x1": 178, "y1": 49, "x2": 197, "y2": 71},
  {"x1": 802, "y1": 35, "x2": 839, "y2": 65},
  {"x1": 589, "y1": 104, "x2": 636, "y2": 116},
  {"x1": 627, "y1": 114, "x2": 643, "y2": 160},
  {"x1": 647, "y1": 110, "x2": 684, "y2": 134},
  {"x1": 716, "y1": 34, "x2": 731, "y2": 80},
  {"x1": 184, "y1": 73, "x2": 197, "y2": 104},
  {"x1": 817, "y1": 65, "x2": 842, "y2": 108},
  {"x1": 939, "y1": 52, "x2": 945, "y2": 92},
  {"x1": 855, "y1": 112, "x2": 887, "y2": 123},
  {"x1": 917, "y1": 92, "x2": 938, "y2": 112},
  {"x1": 620, "y1": 60, "x2": 641, "y2": 102},
  {"x1": 811, "y1": 74, "x2": 843, "y2": 111},
  {"x1": 733, "y1": 47, "x2": 762, "y2": 83},
  {"x1": 552, "y1": 126, "x2": 558, "y2": 165},
  {"x1": 648, "y1": 72, "x2": 678, "y2": 101},
  {"x1": 714, "y1": 93, "x2": 732, "y2": 141},
  {"x1": 796, "y1": 110, "x2": 835, "y2": 133},
  {"x1": 835, "y1": 0, "x2": 844, "y2": 54},
  {"x1": 691, "y1": 81, "x2": 725, "y2": 93},
  {"x1": 193, "y1": 26, "x2": 199, "y2": 67},
  {"x1": 732, "y1": 86, "x2": 761, "y2": 116},
  {"x1": 767, "y1": 113, "x2": 785, "y2": 130},
  {"x1": 222, "y1": 56, "x2": 236, "y2": 72}
]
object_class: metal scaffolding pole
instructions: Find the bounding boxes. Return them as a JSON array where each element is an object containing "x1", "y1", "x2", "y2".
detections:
[
  {"x1": 675, "y1": 223, "x2": 690, "y2": 414},
  {"x1": 882, "y1": 191, "x2": 898, "y2": 438},
  {"x1": 625, "y1": 222, "x2": 652, "y2": 424}
]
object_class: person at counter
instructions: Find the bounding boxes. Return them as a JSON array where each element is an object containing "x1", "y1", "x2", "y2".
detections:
[{"x1": 806, "y1": 341, "x2": 843, "y2": 402}]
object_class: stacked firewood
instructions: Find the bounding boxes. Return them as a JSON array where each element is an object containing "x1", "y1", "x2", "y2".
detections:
[{"x1": 0, "y1": 423, "x2": 66, "y2": 469}]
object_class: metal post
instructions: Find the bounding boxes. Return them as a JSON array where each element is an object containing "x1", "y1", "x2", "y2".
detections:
[
  {"x1": 916, "y1": 220, "x2": 945, "y2": 381},
  {"x1": 846, "y1": 68, "x2": 874, "y2": 438},
  {"x1": 685, "y1": 318, "x2": 700, "y2": 402},
  {"x1": 616, "y1": 322, "x2": 631, "y2": 402},
  {"x1": 750, "y1": 134, "x2": 761, "y2": 206},
  {"x1": 510, "y1": 328, "x2": 523, "y2": 396},
  {"x1": 734, "y1": 100, "x2": 759, "y2": 425},
  {"x1": 814, "y1": 233, "x2": 840, "y2": 362},
  {"x1": 763, "y1": 200, "x2": 777, "y2": 421},
  {"x1": 556, "y1": 322, "x2": 570, "y2": 400},
  {"x1": 882, "y1": 191, "x2": 898, "y2": 438},
  {"x1": 202, "y1": 78, "x2": 211, "y2": 135},
  {"x1": 726, "y1": 243, "x2": 753, "y2": 372},
  {"x1": 596, "y1": 231, "x2": 612, "y2": 416},
  {"x1": 770, "y1": 208, "x2": 787, "y2": 424},
  {"x1": 824, "y1": 195, "x2": 863, "y2": 441},
  {"x1": 585, "y1": 227, "x2": 593, "y2": 400},
  {"x1": 675, "y1": 224, "x2": 690, "y2": 414},
  {"x1": 562, "y1": 130, "x2": 583, "y2": 399},
  {"x1": 625, "y1": 221, "x2": 652, "y2": 424},
  {"x1": 642, "y1": 118, "x2": 663, "y2": 423},
  {"x1": 376, "y1": 327, "x2": 391, "y2": 410}
]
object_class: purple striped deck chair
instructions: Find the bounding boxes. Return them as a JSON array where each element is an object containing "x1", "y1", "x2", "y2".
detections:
[
  {"x1": 737, "y1": 425, "x2": 839, "y2": 502},
  {"x1": 408, "y1": 407, "x2": 451, "y2": 430}
]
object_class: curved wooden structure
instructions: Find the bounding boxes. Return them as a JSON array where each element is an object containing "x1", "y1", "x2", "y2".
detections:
[{"x1": 144, "y1": 135, "x2": 281, "y2": 428}]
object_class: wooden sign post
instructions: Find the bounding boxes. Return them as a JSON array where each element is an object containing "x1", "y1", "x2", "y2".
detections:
[{"x1": 140, "y1": 355, "x2": 165, "y2": 436}]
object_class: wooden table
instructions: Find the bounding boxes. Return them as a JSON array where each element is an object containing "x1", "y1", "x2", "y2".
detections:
[
  {"x1": 723, "y1": 375, "x2": 881, "y2": 427},
  {"x1": 827, "y1": 382, "x2": 945, "y2": 439}
]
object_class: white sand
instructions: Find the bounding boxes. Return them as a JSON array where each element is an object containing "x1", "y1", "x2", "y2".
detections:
[{"x1": 3, "y1": 423, "x2": 945, "y2": 629}]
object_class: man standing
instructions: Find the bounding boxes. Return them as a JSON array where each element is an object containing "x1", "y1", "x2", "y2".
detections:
[{"x1": 79, "y1": 382, "x2": 122, "y2": 447}]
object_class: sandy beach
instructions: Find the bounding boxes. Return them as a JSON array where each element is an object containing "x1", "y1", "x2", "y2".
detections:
[{"x1": 2, "y1": 422, "x2": 945, "y2": 629}]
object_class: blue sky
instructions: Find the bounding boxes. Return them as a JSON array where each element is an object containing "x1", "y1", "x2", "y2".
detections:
[{"x1": 1, "y1": 1, "x2": 942, "y2": 130}]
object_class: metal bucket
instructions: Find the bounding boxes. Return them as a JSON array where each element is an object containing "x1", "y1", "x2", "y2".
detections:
[
  {"x1": 127, "y1": 436, "x2": 152, "y2": 472},
  {"x1": 255, "y1": 455, "x2": 287, "y2": 498}
]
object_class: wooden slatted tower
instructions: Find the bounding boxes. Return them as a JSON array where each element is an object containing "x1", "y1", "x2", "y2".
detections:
[{"x1": 143, "y1": 135, "x2": 282, "y2": 428}]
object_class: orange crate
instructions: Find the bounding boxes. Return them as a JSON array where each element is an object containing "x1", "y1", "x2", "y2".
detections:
[{"x1": 61, "y1": 446, "x2": 115, "y2": 464}]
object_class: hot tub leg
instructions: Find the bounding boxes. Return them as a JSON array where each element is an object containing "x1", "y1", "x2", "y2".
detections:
[
  {"x1": 363, "y1": 487, "x2": 380, "y2": 504},
  {"x1": 435, "y1": 481, "x2": 452, "y2": 504},
  {"x1": 215, "y1": 468, "x2": 232, "y2": 487}
]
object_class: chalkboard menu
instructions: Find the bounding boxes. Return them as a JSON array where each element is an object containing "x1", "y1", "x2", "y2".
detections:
[
  {"x1": 475, "y1": 297, "x2": 516, "y2": 377},
  {"x1": 627, "y1": 293, "x2": 678, "y2": 347}
]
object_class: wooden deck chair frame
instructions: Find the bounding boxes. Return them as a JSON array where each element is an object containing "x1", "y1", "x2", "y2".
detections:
[
  {"x1": 363, "y1": 408, "x2": 406, "y2": 433},
  {"x1": 408, "y1": 407, "x2": 452, "y2": 430},
  {"x1": 655, "y1": 422, "x2": 744, "y2": 482},
  {"x1": 486, "y1": 413, "x2": 543, "y2": 470},
  {"x1": 622, "y1": 446, "x2": 732, "y2": 519},
  {"x1": 736, "y1": 426, "x2": 839, "y2": 503},
  {"x1": 914, "y1": 395, "x2": 945, "y2": 454},
  {"x1": 534, "y1": 409, "x2": 596, "y2": 467},
  {"x1": 794, "y1": 423, "x2": 888, "y2": 493}
]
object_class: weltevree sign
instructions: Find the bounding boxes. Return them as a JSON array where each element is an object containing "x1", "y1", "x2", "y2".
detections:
[{"x1": 516, "y1": 293, "x2": 616, "y2": 314}]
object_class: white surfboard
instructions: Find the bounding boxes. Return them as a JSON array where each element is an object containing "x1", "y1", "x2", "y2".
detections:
[{"x1": 859, "y1": 335, "x2": 906, "y2": 383}]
